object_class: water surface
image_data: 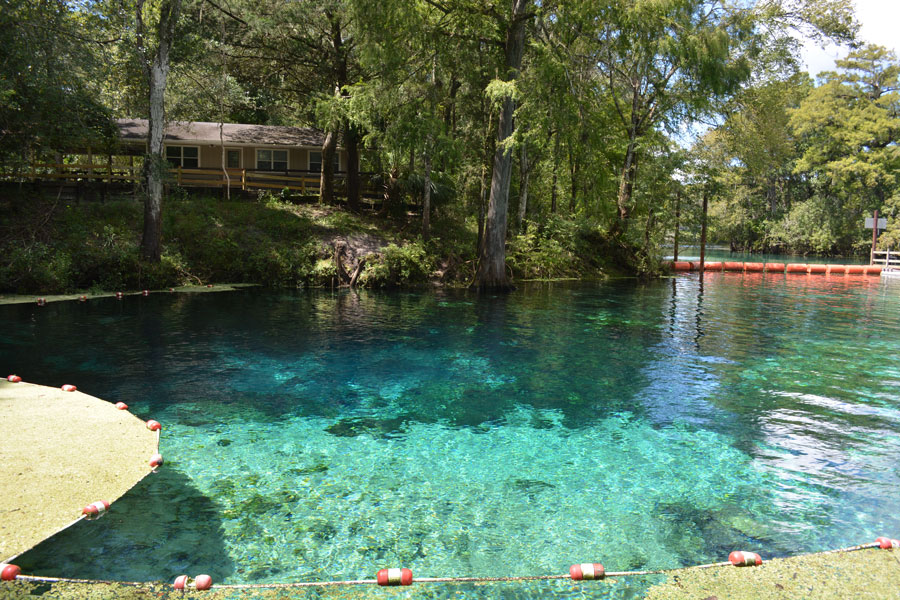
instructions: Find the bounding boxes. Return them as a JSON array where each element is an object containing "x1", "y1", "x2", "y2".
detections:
[{"x1": 3, "y1": 274, "x2": 899, "y2": 598}]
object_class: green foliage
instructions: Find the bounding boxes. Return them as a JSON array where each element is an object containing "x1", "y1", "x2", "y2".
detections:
[{"x1": 360, "y1": 241, "x2": 433, "y2": 288}]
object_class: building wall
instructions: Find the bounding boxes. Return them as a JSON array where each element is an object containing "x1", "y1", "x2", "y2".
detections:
[{"x1": 162, "y1": 143, "x2": 346, "y2": 172}]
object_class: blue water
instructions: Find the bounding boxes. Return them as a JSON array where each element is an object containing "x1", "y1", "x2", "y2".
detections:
[{"x1": 3, "y1": 275, "x2": 900, "y2": 598}]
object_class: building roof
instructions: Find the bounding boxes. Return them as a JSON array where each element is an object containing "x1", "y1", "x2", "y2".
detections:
[{"x1": 117, "y1": 119, "x2": 326, "y2": 148}]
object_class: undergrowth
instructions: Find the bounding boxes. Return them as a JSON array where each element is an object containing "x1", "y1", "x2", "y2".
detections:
[{"x1": 0, "y1": 191, "x2": 617, "y2": 294}]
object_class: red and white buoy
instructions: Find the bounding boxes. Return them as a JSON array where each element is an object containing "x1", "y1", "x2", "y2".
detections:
[
  {"x1": 169, "y1": 288, "x2": 175, "y2": 292},
  {"x1": 876, "y1": 537, "x2": 900, "y2": 549},
  {"x1": 115, "y1": 402, "x2": 128, "y2": 410},
  {"x1": 149, "y1": 453, "x2": 164, "y2": 468},
  {"x1": 82, "y1": 500, "x2": 110, "y2": 519},
  {"x1": 729, "y1": 551, "x2": 762, "y2": 567},
  {"x1": 146, "y1": 420, "x2": 161, "y2": 431},
  {"x1": 79, "y1": 295, "x2": 87, "y2": 302},
  {"x1": 36, "y1": 298, "x2": 46, "y2": 306},
  {"x1": 1, "y1": 563, "x2": 21, "y2": 581},
  {"x1": 376, "y1": 568, "x2": 413, "y2": 586},
  {"x1": 116, "y1": 292, "x2": 123, "y2": 300},
  {"x1": 174, "y1": 574, "x2": 213, "y2": 590},
  {"x1": 6, "y1": 375, "x2": 22, "y2": 383},
  {"x1": 61, "y1": 384, "x2": 77, "y2": 392},
  {"x1": 569, "y1": 563, "x2": 605, "y2": 580},
  {"x1": 142, "y1": 290, "x2": 149, "y2": 296}
]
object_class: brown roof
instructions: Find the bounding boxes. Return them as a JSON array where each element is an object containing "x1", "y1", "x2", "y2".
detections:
[{"x1": 117, "y1": 119, "x2": 326, "y2": 148}]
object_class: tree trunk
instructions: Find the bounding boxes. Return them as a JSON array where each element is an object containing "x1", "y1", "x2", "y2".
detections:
[
  {"x1": 568, "y1": 144, "x2": 578, "y2": 213},
  {"x1": 320, "y1": 129, "x2": 337, "y2": 204},
  {"x1": 423, "y1": 139, "x2": 432, "y2": 240},
  {"x1": 474, "y1": 0, "x2": 530, "y2": 292},
  {"x1": 345, "y1": 122, "x2": 360, "y2": 212},
  {"x1": 477, "y1": 104, "x2": 494, "y2": 258},
  {"x1": 550, "y1": 130, "x2": 559, "y2": 214},
  {"x1": 615, "y1": 137, "x2": 637, "y2": 234},
  {"x1": 138, "y1": 0, "x2": 181, "y2": 263},
  {"x1": 673, "y1": 188, "x2": 681, "y2": 262},
  {"x1": 516, "y1": 143, "x2": 529, "y2": 233}
]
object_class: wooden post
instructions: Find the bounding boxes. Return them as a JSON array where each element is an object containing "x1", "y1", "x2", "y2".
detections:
[
  {"x1": 177, "y1": 165, "x2": 182, "y2": 186},
  {"x1": 699, "y1": 188, "x2": 708, "y2": 274},
  {"x1": 871, "y1": 209, "x2": 879, "y2": 265},
  {"x1": 241, "y1": 169, "x2": 246, "y2": 191},
  {"x1": 673, "y1": 188, "x2": 681, "y2": 263}
]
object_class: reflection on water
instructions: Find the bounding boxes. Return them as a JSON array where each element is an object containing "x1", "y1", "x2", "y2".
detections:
[{"x1": 1, "y1": 275, "x2": 899, "y2": 598}]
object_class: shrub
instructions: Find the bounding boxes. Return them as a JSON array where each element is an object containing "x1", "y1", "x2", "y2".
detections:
[{"x1": 360, "y1": 240, "x2": 433, "y2": 287}]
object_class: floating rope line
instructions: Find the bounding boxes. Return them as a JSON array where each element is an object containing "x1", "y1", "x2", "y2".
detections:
[{"x1": 2, "y1": 541, "x2": 891, "y2": 590}]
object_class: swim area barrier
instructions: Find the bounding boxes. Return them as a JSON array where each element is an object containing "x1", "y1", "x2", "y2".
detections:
[
  {"x1": 668, "y1": 261, "x2": 884, "y2": 275},
  {"x1": 1, "y1": 540, "x2": 896, "y2": 591}
]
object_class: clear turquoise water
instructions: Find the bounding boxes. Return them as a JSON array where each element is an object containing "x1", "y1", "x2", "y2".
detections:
[{"x1": 3, "y1": 275, "x2": 900, "y2": 598}]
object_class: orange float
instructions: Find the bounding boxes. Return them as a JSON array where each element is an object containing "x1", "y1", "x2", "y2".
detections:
[{"x1": 785, "y1": 263, "x2": 808, "y2": 273}]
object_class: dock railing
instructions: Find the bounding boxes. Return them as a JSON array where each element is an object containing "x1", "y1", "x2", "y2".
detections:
[
  {"x1": 871, "y1": 250, "x2": 900, "y2": 269},
  {"x1": 2, "y1": 162, "x2": 378, "y2": 197}
]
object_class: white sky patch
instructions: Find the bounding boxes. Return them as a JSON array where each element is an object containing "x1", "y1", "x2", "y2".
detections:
[{"x1": 800, "y1": 0, "x2": 900, "y2": 77}]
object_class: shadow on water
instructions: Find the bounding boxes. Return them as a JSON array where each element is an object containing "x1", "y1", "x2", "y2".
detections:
[{"x1": 15, "y1": 467, "x2": 234, "y2": 582}]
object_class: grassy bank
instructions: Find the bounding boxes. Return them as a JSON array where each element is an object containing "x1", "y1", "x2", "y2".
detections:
[{"x1": 0, "y1": 193, "x2": 628, "y2": 295}]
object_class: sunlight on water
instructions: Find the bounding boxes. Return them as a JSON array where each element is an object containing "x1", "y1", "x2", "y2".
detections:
[{"x1": 3, "y1": 273, "x2": 900, "y2": 598}]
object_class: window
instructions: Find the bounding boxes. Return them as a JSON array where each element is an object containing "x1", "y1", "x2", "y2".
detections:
[
  {"x1": 256, "y1": 149, "x2": 288, "y2": 171},
  {"x1": 309, "y1": 151, "x2": 340, "y2": 173},
  {"x1": 165, "y1": 145, "x2": 199, "y2": 168},
  {"x1": 226, "y1": 149, "x2": 241, "y2": 169}
]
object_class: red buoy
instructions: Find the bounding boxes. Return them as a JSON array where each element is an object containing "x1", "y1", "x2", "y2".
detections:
[
  {"x1": 116, "y1": 292, "x2": 124, "y2": 299},
  {"x1": 6, "y1": 375, "x2": 21, "y2": 383},
  {"x1": 61, "y1": 384, "x2": 76, "y2": 392},
  {"x1": 146, "y1": 420, "x2": 161, "y2": 431},
  {"x1": 82, "y1": 500, "x2": 110, "y2": 519},
  {"x1": 37, "y1": 298, "x2": 46, "y2": 306},
  {"x1": 169, "y1": 288, "x2": 175, "y2": 292},
  {"x1": 1, "y1": 563, "x2": 21, "y2": 581},
  {"x1": 877, "y1": 537, "x2": 900, "y2": 549},
  {"x1": 195, "y1": 574, "x2": 213, "y2": 590},
  {"x1": 569, "y1": 563, "x2": 605, "y2": 580},
  {"x1": 79, "y1": 295, "x2": 87, "y2": 302},
  {"x1": 173, "y1": 574, "x2": 212, "y2": 590},
  {"x1": 149, "y1": 453, "x2": 164, "y2": 468},
  {"x1": 206, "y1": 284, "x2": 213, "y2": 288},
  {"x1": 729, "y1": 551, "x2": 762, "y2": 566},
  {"x1": 744, "y1": 262, "x2": 764, "y2": 272},
  {"x1": 115, "y1": 402, "x2": 128, "y2": 410},
  {"x1": 786, "y1": 263, "x2": 808, "y2": 273},
  {"x1": 142, "y1": 290, "x2": 149, "y2": 296},
  {"x1": 808, "y1": 264, "x2": 827, "y2": 274},
  {"x1": 376, "y1": 568, "x2": 413, "y2": 586}
]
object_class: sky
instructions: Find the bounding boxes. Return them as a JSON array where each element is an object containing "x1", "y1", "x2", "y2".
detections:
[{"x1": 800, "y1": 0, "x2": 900, "y2": 76}]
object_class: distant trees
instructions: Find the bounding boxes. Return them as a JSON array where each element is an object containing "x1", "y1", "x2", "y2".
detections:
[
  {"x1": 0, "y1": 0, "x2": 115, "y2": 168},
  {"x1": 695, "y1": 44, "x2": 899, "y2": 254}
]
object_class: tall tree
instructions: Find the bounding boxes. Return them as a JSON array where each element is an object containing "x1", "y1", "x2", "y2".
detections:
[
  {"x1": 474, "y1": 0, "x2": 533, "y2": 291},
  {"x1": 136, "y1": 0, "x2": 182, "y2": 262}
]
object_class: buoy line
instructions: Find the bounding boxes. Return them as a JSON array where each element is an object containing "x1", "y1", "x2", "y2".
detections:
[{"x1": 1, "y1": 541, "x2": 892, "y2": 590}]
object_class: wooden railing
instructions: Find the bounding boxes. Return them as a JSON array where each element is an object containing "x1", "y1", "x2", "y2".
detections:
[
  {"x1": 2, "y1": 163, "x2": 379, "y2": 197},
  {"x1": 872, "y1": 250, "x2": 900, "y2": 268}
]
